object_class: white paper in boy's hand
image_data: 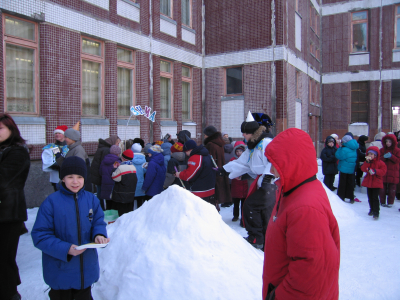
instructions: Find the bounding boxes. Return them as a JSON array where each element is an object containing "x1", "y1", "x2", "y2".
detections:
[{"x1": 75, "y1": 243, "x2": 109, "y2": 250}]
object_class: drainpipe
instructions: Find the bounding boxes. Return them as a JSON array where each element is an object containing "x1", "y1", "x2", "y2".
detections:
[
  {"x1": 149, "y1": 0, "x2": 154, "y2": 143},
  {"x1": 201, "y1": 0, "x2": 206, "y2": 141},
  {"x1": 271, "y1": 0, "x2": 277, "y2": 136},
  {"x1": 377, "y1": 0, "x2": 383, "y2": 132}
]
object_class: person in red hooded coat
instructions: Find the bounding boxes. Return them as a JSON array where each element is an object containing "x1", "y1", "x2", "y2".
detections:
[
  {"x1": 379, "y1": 134, "x2": 400, "y2": 207},
  {"x1": 361, "y1": 146, "x2": 387, "y2": 219},
  {"x1": 262, "y1": 128, "x2": 340, "y2": 300}
]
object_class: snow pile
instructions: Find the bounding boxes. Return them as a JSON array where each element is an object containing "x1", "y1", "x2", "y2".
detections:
[{"x1": 92, "y1": 185, "x2": 264, "y2": 300}]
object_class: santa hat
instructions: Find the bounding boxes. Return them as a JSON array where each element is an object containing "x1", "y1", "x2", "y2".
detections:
[
  {"x1": 171, "y1": 142, "x2": 183, "y2": 153},
  {"x1": 54, "y1": 125, "x2": 68, "y2": 135},
  {"x1": 122, "y1": 149, "x2": 134, "y2": 160}
]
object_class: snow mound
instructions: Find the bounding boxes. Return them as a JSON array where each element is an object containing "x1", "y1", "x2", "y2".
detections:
[{"x1": 92, "y1": 185, "x2": 264, "y2": 300}]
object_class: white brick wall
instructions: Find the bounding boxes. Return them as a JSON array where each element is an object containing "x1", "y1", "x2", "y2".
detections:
[
  {"x1": 83, "y1": 0, "x2": 109, "y2": 10},
  {"x1": 19, "y1": 125, "x2": 46, "y2": 145},
  {"x1": 182, "y1": 27, "x2": 196, "y2": 45},
  {"x1": 221, "y1": 100, "x2": 244, "y2": 138},
  {"x1": 117, "y1": 125, "x2": 140, "y2": 141},
  {"x1": 81, "y1": 125, "x2": 109, "y2": 142},
  {"x1": 160, "y1": 18, "x2": 177, "y2": 37}
]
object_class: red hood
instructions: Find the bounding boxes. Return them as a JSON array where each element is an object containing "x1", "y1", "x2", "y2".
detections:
[
  {"x1": 265, "y1": 128, "x2": 318, "y2": 193},
  {"x1": 366, "y1": 145, "x2": 381, "y2": 160},
  {"x1": 381, "y1": 134, "x2": 397, "y2": 151}
]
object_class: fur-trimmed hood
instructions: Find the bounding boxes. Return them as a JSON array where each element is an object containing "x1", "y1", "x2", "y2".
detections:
[{"x1": 247, "y1": 126, "x2": 273, "y2": 149}]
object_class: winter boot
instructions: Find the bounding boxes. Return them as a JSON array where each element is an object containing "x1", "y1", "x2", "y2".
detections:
[
  {"x1": 373, "y1": 215, "x2": 379, "y2": 220},
  {"x1": 232, "y1": 217, "x2": 239, "y2": 222},
  {"x1": 368, "y1": 211, "x2": 373, "y2": 216},
  {"x1": 244, "y1": 236, "x2": 264, "y2": 250},
  {"x1": 349, "y1": 199, "x2": 355, "y2": 204},
  {"x1": 11, "y1": 292, "x2": 21, "y2": 300}
]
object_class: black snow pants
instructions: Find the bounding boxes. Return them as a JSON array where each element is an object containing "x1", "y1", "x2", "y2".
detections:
[{"x1": 242, "y1": 175, "x2": 276, "y2": 245}]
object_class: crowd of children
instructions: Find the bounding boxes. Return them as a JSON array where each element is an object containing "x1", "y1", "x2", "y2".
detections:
[{"x1": 321, "y1": 132, "x2": 400, "y2": 220}]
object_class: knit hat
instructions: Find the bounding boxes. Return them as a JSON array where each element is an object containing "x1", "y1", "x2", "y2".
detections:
[
  {"x1": 54, "y1": 125, "x2": 68, "y2": 135},
  {"x1": 183, "y1": 140, "x2": 197, "y2": 152},
  {"x1": 222, "y1": 132, "x2": 228, "y2": 136},
  {"x1": 122, "y1": 149, "x2": 134, "y2": 160},
  {"x1": 203, "y1": 125, "x2": 218, "y2": 137},
  {"x1": 132, "y1": 138, "x2": 145, "y2": 149},
  {"x1": 341, "y1": 135, "x2": 353, "y2": 144},
  {"x1": 131, "y1": 143, "x2": 142, "y2": 153},
  {"x1": 143, "y1": 143, "x2": 152, "y2": 154},
  {"x1": 241, "y1": 111, "x2": 259, "y2": 134},
  {"x1": 110, "y1": 145, "x2": 121, "y2": 156},
  {"x1": 155, "y1": 140, "x2": 163, "y2": 146},
  {"x1": 148, "y1": 144, "x2": 163, "y2": 155},
  {"x1": 60, "y1": 156, "x2": 87, "y2": 180},
  {"x1": 368, "y1": 149, "x2": 378, "y2": 156},
  {"x1": 171, "y1": 142, "x2": 183, "y2": 153},
  {"x1": 64, "y1": 128, "x2": 80, "y2": 141},
  {"x1": 330, "y1": 134, "x2": 338, "y2": 139}
]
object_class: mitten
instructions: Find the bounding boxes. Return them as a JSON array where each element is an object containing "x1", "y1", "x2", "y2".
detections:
[
  {"x1": 383, "y1": 152, "x2": 392, "y2": 159},
  {"x1": 142, "y1": 162, "x2": 148, "y2": 169},
  {"x1": 368, "y1": 168, "x2": 375, "y2": 175}
]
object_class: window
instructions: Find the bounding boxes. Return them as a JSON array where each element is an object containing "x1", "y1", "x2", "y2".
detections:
[
  {"x1": 351, "y1": 82, "x2": 369, "y2": 123},
  {"x1": 351, "y1": 11, "x2": 368, "y2": 53},
  {"x1": 396, "y1": 5, "x2": 400, "y2": 49},
  {"x1": 295, "y1": 70, "x2": 300, "y2": 98},
  {"x1": 182, "y1": 0, "x2": 191, "y2": 27},
  {"x1": 295, "y1": 12, "x2": 302, "y2": 51},
  {"x1": 160, "y1": 0, "x2": 172, "y2": 18},
  {"x1": 160, "y1": 60, "x2": 173, "y2": 119},
  {"x1": 309, "y1": 79, "x2": 320, "y2": 105},
  {"x1": 182, "y1": 66, "x2": 192, "y2": 120},
  {"x1": 81, "y1": 38, "x2": 104, "y2": 116},
  {"x1": 3, "y1": 15, "x2": 38, "y2": 114},
  {"x1": 226, "y1": 67, "x2": 243, "y2": 95},
  {"x1": 295, "y1": 0, "x2": 299, "y2": 12},
  {"x1": 117, "y1": 48, "x2": 135, "y2": 117}
]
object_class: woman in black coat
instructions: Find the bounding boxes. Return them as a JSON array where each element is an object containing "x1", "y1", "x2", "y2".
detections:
[
  {"x1": 0, "y1": 114, "x2": 30, "y2": 300},
  {"x1": 320, "y1": 135, "x2": 338, "y2": 191}
]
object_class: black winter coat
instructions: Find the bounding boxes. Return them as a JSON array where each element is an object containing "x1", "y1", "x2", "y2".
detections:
[
  {"x1": 90, "y1": 139, "x2": 112, "y2": 186},
  {"x1": 320, "y1": 136, "x2": 338, "y2": 175},
  {"x1": 0, "y1": 145, "x2": 30, "y2": 223}
]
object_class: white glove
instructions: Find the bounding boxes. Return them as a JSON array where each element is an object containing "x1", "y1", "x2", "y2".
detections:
[
  {"x1": 368, "y1": 169, "x2": 375, "y2": 175},
  {"x1": 142, "y1": 162, "x2": 148, "y2": 169}
]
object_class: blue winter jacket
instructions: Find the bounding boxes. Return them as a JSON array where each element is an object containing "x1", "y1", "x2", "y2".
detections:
[
  {"x1": 142, "y1": 152, "x2": 166, "y2": 196},
  {"x1": 131, "y1": 153, "x2": 147, "y2": 197},
  {"x1": 335, "y1": 139, "x2": 359, "y2": 174},
  {"x1": 99, "y1": 153, "x2": 121, "y2": 200},
  {"x1": 31, "y1": 184, "x2": 107, "y2": 290},
  {"x1": 161, "y1": 142, "x2": 172, "y2": 168}
]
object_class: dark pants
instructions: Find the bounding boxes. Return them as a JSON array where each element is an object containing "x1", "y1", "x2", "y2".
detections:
[
  {"x1": 242, "y1": 176, "x2": 276, "y2": 245},
  {"x1": 323, "y1": 174, "x2": 336, "y2": 191},
  {"x1": 0, "y1": 221, "x2": 22, "y2": 300},
  {"x1": 233, "y1": 197, "x2": 245, "y2": 218},
  {"x1": 368, "y1": 188, "x2": 380, "y2": 217},
  {"x1": 337, "y1": 172, "x2": 354, "y2": 201},
  {"x1": 96, "y1": 185, "x2": 105, "y2": 211},
  {"x1": 114, "y1": 202, "x2": 134, "y2": 216},
  {"x1": 379, "y1": 183, "x2": 397, "y2": 205},
  {"x1": 355, "y1": 167, "x2": 363, "y2": 186},
  {"x1": 136, "y1": 196, "x2": 146, "y2": 209},
  {"x1": 49, "y1": 286, "x2": 92, "y2": 300}
]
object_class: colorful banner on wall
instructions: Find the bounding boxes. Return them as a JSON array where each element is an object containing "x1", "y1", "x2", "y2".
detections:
[{"x1": 130, "y1": 105, "x2": 156, "y2": 122}]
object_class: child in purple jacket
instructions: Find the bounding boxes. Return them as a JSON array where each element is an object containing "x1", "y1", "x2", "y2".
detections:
[
  {"x1": 99, "y1": 145, "x2": 121, "y2": 209},
  {"x1": 142, "y1": 145, "x2": 166, "y2": 200}
]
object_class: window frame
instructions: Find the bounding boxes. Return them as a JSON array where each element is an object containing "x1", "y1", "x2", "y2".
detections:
[
  {"x1": 81, "y1": 36, "x2": 105, "y2": 117},
  {"x1": 351, "y1": 10, "x2": 369, "y2": 53},
  {"x1": 160, "y1": 59, "x2": 174, "y2": 120},
  {"x1": 351, "y1": 81, "x2": 369, "y2": 123},
  {"x1": 117, "y1": 46, "x2": 136, "y2": 118},
  {"x1": 3, "y1": 14, "x2": 39, "y2": 115},
  {"x1": 160, "y1": 0, "x2": 173, "y2": 19},
  {"x1": 395, "y1": 4, "x2": 400, "y2": 49},
  {"x1": 295, "y1": 70, "x2": 300, "y2": 99},
  {"x1": 181, "y1": 65, "x2": 192, "y2": 121},
  {"x1": 181, "y1": 0, "x2": 192, "y2": 28},
  {"x1": 225, "y1": 66, "x2": 243, "y2": 96}
]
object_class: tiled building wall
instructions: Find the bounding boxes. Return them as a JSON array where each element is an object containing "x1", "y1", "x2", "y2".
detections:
[
  {"x1": 382, "y1": 81, "x2": 392, "y2": 132},
  {"x1": 382, "y1": 5, "x2": 400, "y2": 69},
  {"x1": 204, "y1": 68, "x2": 224, "y2": 129},
  {"x1": 287, "y1": 64, "x2": 296, "y2": 129},
  {"x1": 39, "y1": 24, "x2": 82, "y2": 156},
  {"x1": 105, "y1": 42, "x2": 118, "y2": 136},
  {"x1": 275, "y1": 60, "x2": 287, "y2": 133},
  {"x1": 204, "y1": 0, "x2": 272, "y2": 55},
  {"x1": 152, "y1": 55, "x2": 161, "y2": 141},
  {"x1": 173, "y1": 61, "x2": 183, "y2": 133}
]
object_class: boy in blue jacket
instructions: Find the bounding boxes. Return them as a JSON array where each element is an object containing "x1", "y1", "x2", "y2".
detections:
[
  {"x1": 32, "y1": 156, "x2": 109, "y2": 300},
  {"x1": 142, "y1": 144, "x2": 166, "y2": 200}
]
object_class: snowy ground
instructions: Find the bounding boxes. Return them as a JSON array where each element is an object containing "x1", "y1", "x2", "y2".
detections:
[{"x1": 16, "y1": 165, "x2": 400, "y2": 300}]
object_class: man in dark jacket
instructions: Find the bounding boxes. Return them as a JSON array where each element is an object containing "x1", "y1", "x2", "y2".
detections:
[
  {"x1": 175, "y1": 140, "x2": 217, "y2": 206},
  {"x1": 320, "y1": 135, "x2": 338, "y2": 191},
  {"x1": 203, "y1": 126, "x2": 232, "y2": 208}
]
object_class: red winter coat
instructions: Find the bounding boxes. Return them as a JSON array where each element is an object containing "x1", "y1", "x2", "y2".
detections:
[
  {"x1": 361, "y1": 146, "x2": 387, "y2": 189},
  {"x1": 230, "y1": 142, "x2": 248, "y2": 198},
  {"x1": 379, "y1": 134, "x2": 400, "y2": 184},
  {"x1": 263, "y1": 128, "x2": 340, "y2": 300}
]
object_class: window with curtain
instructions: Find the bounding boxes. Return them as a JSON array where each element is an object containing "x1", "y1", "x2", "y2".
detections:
[
  {"x1": 4, "y1": 15, "x2": 38, "y2": 113},
  {"x1": 117, "y1": 48, "x2": 135, "y2": 117},
  {"x1": 160, "y1": 0, "x2": 171, "y2": 17},
  {"x1": 351, "y1": 82, "x2": 369, "y2": 123},
  {"x1": 351, "y1": 11, "x2": 368, "y2": 52},
  {"x1": 182, "y1": 0, "x2": 191, "y2": 27},
  {"x1": 160, "y1": 60, "x2": 173, "y2": 119},
  {"x1": 81, "y1": 37, "x2": 103, "y2": 116},
  {"x1": 226, "y1": 67, "x2": 243, "y2": 95},
  {"x1": 182, "y1": 66, "x2": 191, "y2": 120}
]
